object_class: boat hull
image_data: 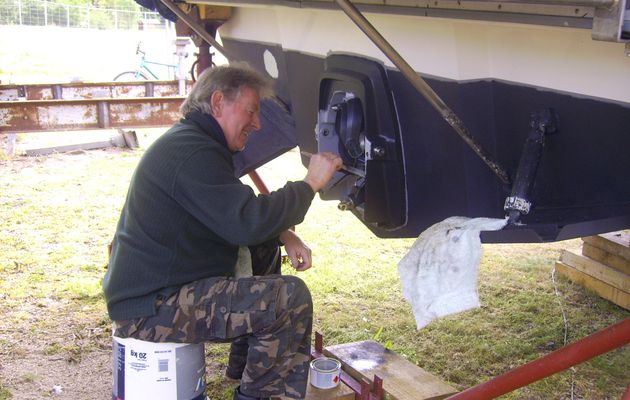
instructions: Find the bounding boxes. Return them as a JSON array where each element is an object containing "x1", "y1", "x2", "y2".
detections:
[{"x1": 220, "y1": 6, "x2": 630, "y2": 242}]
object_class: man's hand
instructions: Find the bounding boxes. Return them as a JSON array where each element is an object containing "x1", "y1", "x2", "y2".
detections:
[
  {"x1": 279, "y1": 230, "x2": 312, "y2": 271},
  {"x1": 303, "y1": 152, "x2": 343, "y2": 193}
]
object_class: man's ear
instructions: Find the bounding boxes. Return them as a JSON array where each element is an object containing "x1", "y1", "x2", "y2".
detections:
[{"x1": 210, "y1": 91, "x2": 224, "y2": 117}]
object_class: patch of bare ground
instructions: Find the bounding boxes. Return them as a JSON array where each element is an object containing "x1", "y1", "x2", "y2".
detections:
[
  {"x1": 0, "y1": 149, "x2": 117, "y2": 399},
  {"x1": 0, "y1": 146, "x2": 237, "y2": 400}
]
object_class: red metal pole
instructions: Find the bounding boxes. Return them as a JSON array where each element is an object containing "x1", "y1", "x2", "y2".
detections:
[
  {"x1": 248, "y1": 170, "x2": 299, "y2": 232},
  {"x1": 448, "y1": 317, "x2": 630, "y2": 400},
  {"x1": 622, "y1": 383, "x2": 630, "y2": 400},
  {"x1": 196, "y1": 42, "x2": 212, "y2": 77},
  {"x1": 248, "y1": 170, "x2": 270, "y2": 195}
]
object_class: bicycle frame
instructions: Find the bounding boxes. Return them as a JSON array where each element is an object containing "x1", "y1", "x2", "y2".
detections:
[
  {"x1": 138, "y1": 56, "x2": 178, "y2": 80},
  {"x1": 114, "y1": 41, "x2": 191, "y2": 95}
]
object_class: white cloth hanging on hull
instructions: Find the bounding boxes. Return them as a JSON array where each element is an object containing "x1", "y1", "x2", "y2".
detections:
[{"x1": 398, "y1": 216, "x2": 508, "y2": 330}]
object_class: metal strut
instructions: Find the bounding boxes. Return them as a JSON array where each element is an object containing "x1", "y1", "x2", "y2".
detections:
[{"x1": 333, "y1": 0, "x2": 511, "y2": 186}]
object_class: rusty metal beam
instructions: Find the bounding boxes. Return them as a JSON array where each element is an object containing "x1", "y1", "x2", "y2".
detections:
[
  {"x1": 0, "y1": 97, "x2": 185, "y2": 133},
  {"x1": 0, "y1": 81, "x2": 191, "y2": 101}
]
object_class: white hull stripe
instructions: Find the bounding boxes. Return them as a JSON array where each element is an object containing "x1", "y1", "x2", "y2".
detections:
[{"x1": 219, "y1": 6, "x2": 630, "y2": 104}]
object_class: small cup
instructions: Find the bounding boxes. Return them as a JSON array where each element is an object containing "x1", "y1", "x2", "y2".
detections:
[{"x1": 309, "y1": 357, "x2": 341, "y2": 389}]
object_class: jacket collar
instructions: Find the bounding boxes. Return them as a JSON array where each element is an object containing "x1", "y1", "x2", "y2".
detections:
[{"x1": 184, "y1": 110, "x2": 234, "y2": 153}]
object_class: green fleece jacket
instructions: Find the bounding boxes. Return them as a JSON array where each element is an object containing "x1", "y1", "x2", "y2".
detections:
[{"x1": 102, "y1": 111, "x2": 314, "y2": 321}]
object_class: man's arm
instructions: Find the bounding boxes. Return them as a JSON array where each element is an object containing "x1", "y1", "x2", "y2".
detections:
[
  {"x1": 279, "y1": 229, "x2": 312, "y2": 271},
  {"x1": 174, "y1": 149, "x2": 342, "y2": 246},
  {"x1": 302, "y1": 152, "x2": 343, "y2": 192}
]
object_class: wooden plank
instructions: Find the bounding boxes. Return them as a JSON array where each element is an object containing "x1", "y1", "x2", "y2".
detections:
[
  {"x1": 560, "y1": 250, "x2": 630, "y2": 293},
  {"x1": 324, "y1": 340, "x2": 457, "y2": 400},
  {"x1": 555, "y1": 261, "x2": 630, "y2": 310},
  {"x1": 582, "y1": 232, "x2": 630, "y2": 262},
  {"x1": 582, "y1": 243, "x2": 630, "y2": 276},
  {"x1": 24, "y1": 141, "x2": 114, "y2": 156}
]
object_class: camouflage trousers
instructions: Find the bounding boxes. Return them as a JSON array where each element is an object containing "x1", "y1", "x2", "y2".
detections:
[{"x1": 113, "y1": 244, "x2": 313, "y2": 399}]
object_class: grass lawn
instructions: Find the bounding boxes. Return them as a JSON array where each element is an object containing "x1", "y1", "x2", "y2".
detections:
[{"x1": 0, "y1": 136, "x2": 628, "y2": 399}]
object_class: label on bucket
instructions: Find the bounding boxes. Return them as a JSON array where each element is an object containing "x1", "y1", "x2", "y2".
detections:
[{"x1": 112, "y1": 337, "x2": 205, "y2": 400}]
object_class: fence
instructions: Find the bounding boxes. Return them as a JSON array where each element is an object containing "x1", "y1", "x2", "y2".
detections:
[{"x1": 0, "y1": 0, "x2": 165, "y2": 30}]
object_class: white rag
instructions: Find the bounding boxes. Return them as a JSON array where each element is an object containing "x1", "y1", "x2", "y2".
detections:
[
  {"x1": 234, "y1": 246, "x2": 253, "y2": 278},
  {"x1": 397, "y1": 216, "x2": 508, "y2": 330}
]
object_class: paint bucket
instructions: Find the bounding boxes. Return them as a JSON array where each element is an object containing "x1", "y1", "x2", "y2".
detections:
[
  {"x1": 112, "y1": 336, "x2": 206, "y2": 400},
  {"x1": 309, "y1": 357, "x2": 342, "y2": 389}
]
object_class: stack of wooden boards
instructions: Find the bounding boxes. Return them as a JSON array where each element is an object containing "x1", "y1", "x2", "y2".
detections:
[{"x1": 556, "y1": 232, "x2": 630, "y2": 310}]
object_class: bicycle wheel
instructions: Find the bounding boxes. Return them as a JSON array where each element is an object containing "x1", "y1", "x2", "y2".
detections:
[
  {"x1": 190, "y1": 61, "x2": 199, "y2": 82},
  {"x1": 113, "y1": 71, "x2": 149, "y2": 81},
  {"x1": 190, "y1": 61, "x2": 216, "y2": 82}
]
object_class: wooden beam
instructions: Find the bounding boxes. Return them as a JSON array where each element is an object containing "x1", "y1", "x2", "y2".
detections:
[
  {"x1": 582, "y1": 232, "x2": 630, "y2": 262},
  {"x1": 324, "y1": 340, "x2": 457, "y2": 400},
  {"x1": 555, "y1": 261, "x2": 630, "y2": 310},
  {"x1": 560, "y1": 250, "x2": 630, "y2": 293},
  {"x1": 23, "y1": 130, "x2": 138, "y2": 156},
  {"x1": 582, "y1": 243, "x2": 630, "y2": 276}
]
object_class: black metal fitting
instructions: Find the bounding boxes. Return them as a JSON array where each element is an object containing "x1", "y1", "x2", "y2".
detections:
[
  {"x1": 530, "y1": 108, "x2": 559, "y2": 135},
  {"x1": 505, "y1": 108, "x2": 559, "y2": 224}
]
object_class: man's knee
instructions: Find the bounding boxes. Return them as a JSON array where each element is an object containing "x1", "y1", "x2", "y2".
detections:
[{"x1": 277, "y1": 275, "x2": 312, "y2": 314}]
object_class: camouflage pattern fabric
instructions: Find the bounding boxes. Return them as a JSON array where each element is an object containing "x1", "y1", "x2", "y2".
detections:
[
  {"x1": 113, "y1": 243, "x2": 312, "y2": 399},
  {"x1": 228, "y1": 243, "x2": 283, "y2": 380}
]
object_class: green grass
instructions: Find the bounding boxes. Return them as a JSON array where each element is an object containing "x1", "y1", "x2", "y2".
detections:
[
  {"x1": 0, "y1": 385, "x2": 12, "y2": 400},
  {"x1": 0, "y1": 141, "x2": 628, "y2": 399}
]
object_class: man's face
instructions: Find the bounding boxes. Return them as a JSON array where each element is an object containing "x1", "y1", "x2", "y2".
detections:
[{"x1": 214, "y1": 86, "x2": 261, "y2": 152}]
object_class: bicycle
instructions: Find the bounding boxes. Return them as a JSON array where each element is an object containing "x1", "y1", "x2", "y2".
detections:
[
  {"x1": 114, "y1": 42, "x2": 189, "y2": 81},
  {"x1": 189, "y1": 50, "x2": 217, "y2": 83}
]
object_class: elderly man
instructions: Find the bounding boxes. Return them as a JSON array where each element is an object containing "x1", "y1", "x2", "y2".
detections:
[{"x1": 103, "y1": 63, "x2": 342, "y2": 400}]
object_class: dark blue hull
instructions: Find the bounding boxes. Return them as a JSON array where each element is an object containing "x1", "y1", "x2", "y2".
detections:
[{"x1": 226, "y1": 38, "x2": 630, "y2": 243}]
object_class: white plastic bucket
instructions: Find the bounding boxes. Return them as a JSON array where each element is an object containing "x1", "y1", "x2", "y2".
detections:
[
  {"x1": 309, "y1": 357, "x2": 341, "y2": 389},
  {"x1": 112, "y1": 336, "x2": 206, "y2": 400}
]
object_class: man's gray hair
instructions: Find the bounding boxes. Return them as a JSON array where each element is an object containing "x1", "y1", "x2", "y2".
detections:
[{"x1": 180, "y1": 62, "x2": 273, "y2": 115}]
